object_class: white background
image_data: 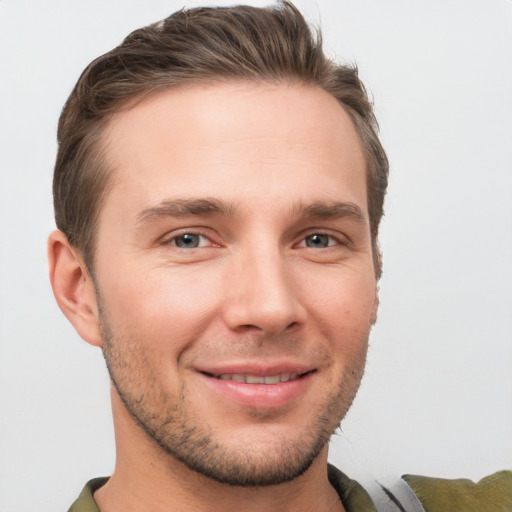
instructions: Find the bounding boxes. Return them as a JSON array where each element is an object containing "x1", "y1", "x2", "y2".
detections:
[{"x1": 0, "y1": 1, "x2": 511, "y2": 510}]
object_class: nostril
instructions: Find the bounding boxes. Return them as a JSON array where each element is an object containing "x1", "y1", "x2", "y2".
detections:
[
  {"x1": 236, "y1": 324, "x2": 263, "y2": 333},
  {"x1": 234, "y1": 320, "x2": 300, "y2": 336}
]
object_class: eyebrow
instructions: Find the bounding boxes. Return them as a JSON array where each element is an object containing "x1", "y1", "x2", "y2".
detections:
[
  {"x1": 292, "y1": 201, "x2": 367, "y2": 223},
  {"x1": 137, "y1": 197, "x2": 236, "y2": 224},
  {"x1": 136, "y1": 197, "x2": 366, "y2": 225}
]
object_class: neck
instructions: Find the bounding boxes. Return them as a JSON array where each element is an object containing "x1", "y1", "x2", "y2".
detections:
[{"x1": 94, "y1": 391, "x2": 344, "y2": 512}]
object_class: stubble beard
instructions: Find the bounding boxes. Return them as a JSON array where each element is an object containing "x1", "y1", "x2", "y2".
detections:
[{"x1": 99, "y1": 311, "x2": 368, "y2": 487}]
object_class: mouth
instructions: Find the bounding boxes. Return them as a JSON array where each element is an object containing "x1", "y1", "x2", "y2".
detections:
[
  {"x1": 202, "y1": 371, "x2": 313, "y2": 384},
  {"x1": 197, "y1": 364, "x2": 316, "y2": 408}
]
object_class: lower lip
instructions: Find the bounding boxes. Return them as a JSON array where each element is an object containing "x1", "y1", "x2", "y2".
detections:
[{"x1": 201, "y1": 372, "x2": 313, "y2": 409}]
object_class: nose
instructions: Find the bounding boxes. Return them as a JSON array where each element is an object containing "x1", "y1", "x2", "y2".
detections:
[{"x1": 222, "y1": 244, "x2": 307, "y2": 337}]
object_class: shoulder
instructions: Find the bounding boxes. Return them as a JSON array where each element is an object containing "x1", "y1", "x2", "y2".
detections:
[
  {"x1": 402, "y1": 470, "x2": 512, "y2": 512},
  {"x1": 329, "y1": 464, "x2": 512, "y2": 512}
]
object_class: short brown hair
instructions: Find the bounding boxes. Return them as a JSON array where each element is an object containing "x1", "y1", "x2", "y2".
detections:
[{"x1": 53, "y1": 2, "x2": 388, "y2": 277}]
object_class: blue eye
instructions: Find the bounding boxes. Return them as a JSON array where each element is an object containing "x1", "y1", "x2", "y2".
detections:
[
  {"x1": 304, "y1": 234, "x2": 333, "y2": 248},
  {"x1": 172, "y1": 233, "x2": 202, "y2": 248}
]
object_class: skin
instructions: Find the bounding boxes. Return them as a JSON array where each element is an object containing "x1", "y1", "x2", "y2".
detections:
[{"x1": 49, "y1": 82, "x2": 378, "y2": 512}]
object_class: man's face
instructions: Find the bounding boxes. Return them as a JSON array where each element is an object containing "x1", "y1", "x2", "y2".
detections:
[{"x1": 93, "y1": 82, "x2": 377, "y2": 485}]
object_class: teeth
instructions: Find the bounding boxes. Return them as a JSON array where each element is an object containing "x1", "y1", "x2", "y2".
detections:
[
  {"x1": 215, "y1": 373, "x2": 301, "y2": 384},
  {"x1": 246, "y1": 375, "x2": 264, "y2": 384}
]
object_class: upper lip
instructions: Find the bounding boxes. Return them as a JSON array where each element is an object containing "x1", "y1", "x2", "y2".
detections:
[{"x1": 196, "y1": 362, "x2": 316, "y2": 378}]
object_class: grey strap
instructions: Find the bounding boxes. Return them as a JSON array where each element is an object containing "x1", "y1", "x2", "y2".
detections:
[{"x1": 361, "y1": 478, "x2": 426, "y2": 512}]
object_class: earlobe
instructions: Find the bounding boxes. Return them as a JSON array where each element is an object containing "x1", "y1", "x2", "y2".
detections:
[{"x1": 48, "y1": 230, "x2": 103, "y2": 347}]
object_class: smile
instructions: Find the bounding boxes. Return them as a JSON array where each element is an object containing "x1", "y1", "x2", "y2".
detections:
[
  {"x1": 213, "y1": 373, "x2": 300, "y2": 384},
  {"x1": 200, "y1": 369, "x2": 315, "y2": 408}
]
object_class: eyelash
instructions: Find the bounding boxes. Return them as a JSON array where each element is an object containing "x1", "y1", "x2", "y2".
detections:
[
  {"x1": 166, "y1": 232, "x2": 214, "y2": 249},
  {"x1": 297, "y1": 233, "x2": 344, "y2": 249},
  {"x1": 164, "y1": 230, "x2": 346, "y2": 250}
]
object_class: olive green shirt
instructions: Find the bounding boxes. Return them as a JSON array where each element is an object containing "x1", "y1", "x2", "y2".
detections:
[
  {"x1": 67, "y1": 466, "x2": 512, "y2": 512},
  {"x1": 67, "y1": 466, "x2": 375, "y2": 512}
]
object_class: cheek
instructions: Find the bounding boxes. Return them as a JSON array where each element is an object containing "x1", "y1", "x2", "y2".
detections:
[
  {"x1": 301, "y1": 265, "x2": 376, "y2": 320},
  {"x1": 301, "y1": 267, "x2": 376, "y2": 353},
  {"x1": 98, "y1": 264, "x2": 224, "y2": 354}
]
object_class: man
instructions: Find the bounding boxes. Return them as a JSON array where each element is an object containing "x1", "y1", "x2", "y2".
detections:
[{"x1": 47, "y1": 3, "x2": 511, "y2": 512}]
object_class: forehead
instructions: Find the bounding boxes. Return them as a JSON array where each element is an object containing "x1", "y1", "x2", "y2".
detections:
[{"x1": 100, "y1": 81, "x2": 367, "y2": 220}]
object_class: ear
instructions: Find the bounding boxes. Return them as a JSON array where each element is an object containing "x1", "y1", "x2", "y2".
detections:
[{"x1": 48, "y1": 230, "x2": 103, "y2": 347}]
